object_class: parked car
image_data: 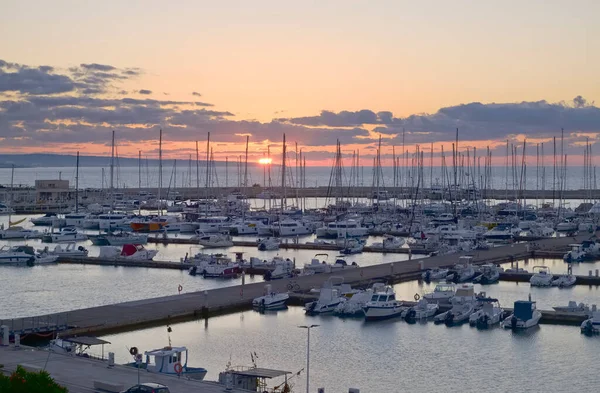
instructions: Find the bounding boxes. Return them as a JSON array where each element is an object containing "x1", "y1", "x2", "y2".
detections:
[{"x1": 121, "y1": 383, "x2": 170, "y2": 393}]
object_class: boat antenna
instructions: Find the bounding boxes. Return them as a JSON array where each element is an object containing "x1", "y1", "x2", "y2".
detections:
[{"x1": 167, "y1": 325, "x2": 172, "y2": 347}]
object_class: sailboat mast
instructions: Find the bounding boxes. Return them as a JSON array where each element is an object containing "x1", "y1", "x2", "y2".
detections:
[
  {"x1": 243, "y1": 135, "x2": 249, "y2": 188},
  {"x1": 110, "y1": 130, "x2": 115, "y2": 211},
  {"x1": 205, "y1": 132, "x2": 211, "y2": 214},
  {"x1": 281, "y1": 134, "x2": 287, "y2": 210},
  {"x1": 195, "y1": 141, "x2": 200, "y2": 210},
  {"x1": 158, "y1": 129, "x2": 163, "y2": 216},
  {"x1": 75, "y1": 151, "x2": 79, "y2": 213}
]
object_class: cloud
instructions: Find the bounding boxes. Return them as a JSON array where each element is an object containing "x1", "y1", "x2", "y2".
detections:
[
  {"x1": 0, "y1": 61, "x2": 76, "y2": 95},
  {"x1": 138, "y1": 89, "x2": 152, "y2": 95},
  {"x1": 192, "y1": 91, "x2": 202, "y2": 97},
  {"x1": 80, "y1": 63, "x2": 117, "y2": 72},
  {"x1": 279, "y1": 109, "x2": 384, "y2": 127}
]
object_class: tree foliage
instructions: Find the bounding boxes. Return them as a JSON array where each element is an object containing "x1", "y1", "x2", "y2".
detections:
[{"x1": 0, "y1": 365, "x2": 68, "y2": 393}]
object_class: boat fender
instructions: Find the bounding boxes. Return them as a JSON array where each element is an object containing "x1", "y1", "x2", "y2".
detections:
[
  {"x1": 414, "y1": 293, "x2": 420, "y2": 301},
  {"x1": 174, "y1": 362, "x2": 183, "y2": 374},
  {"x1": 129, "y1": 347, "x2": 138, "y2": 356},
  {"x1": 178, "y1": 284, "x2": 183, "y2": 293}
]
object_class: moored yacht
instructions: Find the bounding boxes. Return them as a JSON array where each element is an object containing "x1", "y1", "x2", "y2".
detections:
[
  {"x1": 363, "y1": 285, "x2": 405, "y2": 321},
  {"x1": 42, "y1": 227, "x2": 88, "y2": 243},
  {"x1": 529, "y1": 266, "x2": 554, "y2": 287},
  {"x1": 129, "y1": 346, "x2": 207, "y2": 380}
]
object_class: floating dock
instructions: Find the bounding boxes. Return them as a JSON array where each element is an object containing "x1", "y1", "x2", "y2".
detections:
[{"x1": 1, "y1": 234, "x2": 588, "y2": 339}]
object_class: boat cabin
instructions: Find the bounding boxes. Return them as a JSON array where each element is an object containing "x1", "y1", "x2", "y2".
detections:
[{"x1": 514, "y1": 300, "x2": 536, "y2": 321}]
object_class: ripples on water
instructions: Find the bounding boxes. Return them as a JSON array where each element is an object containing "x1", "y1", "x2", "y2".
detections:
[{"x1": 99, "y1": 306, "x2": 598, "y2": 393}]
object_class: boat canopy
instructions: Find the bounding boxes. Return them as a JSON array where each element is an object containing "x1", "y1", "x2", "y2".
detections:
[
  {"x1": 514, "y1": 300, "x2": 535, "y2": 320},
  {"x1": 229, "y1": 367, "x2": 291, "y2": 379}
]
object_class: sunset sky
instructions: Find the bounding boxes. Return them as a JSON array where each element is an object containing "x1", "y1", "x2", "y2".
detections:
[{"x1": 1, "y1": 0, "x2": 599, "y2": 165}]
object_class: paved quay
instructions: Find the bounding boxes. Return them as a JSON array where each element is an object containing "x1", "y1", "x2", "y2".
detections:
[
  {"x1": 2, "y1": 234, "x2": 585, "y2": 338},
  {"x1": 0, "y1": 345, "x2": 246, "y2": 393}
]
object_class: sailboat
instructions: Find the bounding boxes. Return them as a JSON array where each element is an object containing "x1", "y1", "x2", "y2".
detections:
[{"x1": 0, "y1": 165, "x2": 41, "y2": 239}]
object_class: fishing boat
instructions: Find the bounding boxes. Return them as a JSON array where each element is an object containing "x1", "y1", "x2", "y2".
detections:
[
  {"x1": 196, "y1": 233, "x2": 234, "y2": 248},
  {"x1": 257, "y1": 237, "x2": 280, "y2": 251},
  {"x1": 42, "y1": 227, "x2": 88, "y2": 243},
  {"x1": 363, "y1": 285, "x2": 406, "y2": 321},
  {"x1": 529, "y1": 266, "x2": 554, "y2": 287},
  {"x1": 98, "y1": 244, "x2": 158, "y2": 261},
  {"x1": 469, "y1": 298, "x2": 504, "y2": 328},
  {"x1": 501, "y1": 298, "x2": 542, "y2": 329},
  {"x1": 421, "y1": 267, "x2": 450, "y2": 282},
  {"x1": 552, "y1": 274, "x2": 576, "y2": 288},
  {"x1": 402, "y1": 298, "x2": 439, "y2": 321},
  {"x1": 130, "y1": 346, "x2": 207, "y2": 380},
  {"x1": 423, "y1": 283, "x2": 456, "y2": 304},
  {"x1": 581, "y1": 311, "x2": 600, "y2": 335},
  {"x1": 252, "y1": 285, "x2": 289, "y2": 310}
]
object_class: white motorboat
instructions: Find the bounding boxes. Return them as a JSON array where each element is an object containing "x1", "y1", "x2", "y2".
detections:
[
  {"x1": 483, "y1": 223, "x2": 519, "y2": 241},
  {"x1": 0, "y1": 203, "x2": 15, "y2": 215},
  {"x1": 421, "y1": 267, "x2": 450, "y2": 282},
  {"x1": 188, "y1": 254, "x2": 241, "y2": 278},
  {"x1": 447, "y1": 256, "x2": 477, "y2": 283},
  {"x1": 98, "y1": 244, "x2": 158, "y2": 261},
  {"x1": 31, "y1": 213, "x2": 58, "y2": 226},
  {"x1": 227, "y1": 220, "x2": 263, "y2": 235},
  {"x1": 434, "y1": 302, "x2": 476, "y2": 326},
  {"x1": 42, "y1": 227, "x2": 88, "y2": 243},
  {"x1": 556, "y1": 218, "x2": 578, "y2": 232},
  {"x1": 339, "y1": 238, "x2": 365, "y2": 255},
  {"x1": 581, "y1": 311, "x2": 600, "y2": 335},
  {"x1": 252, "y1": 285, "x2": 290, "y2": 310},
  {"x1": 529, "y1": 266, "x2": 554, "y2": 287},
  {"x1": 196, "y1": 216, "x2": 230, "y2": 233},
  {"x1": 40, "y1": 242, "x2": 89, "y2": 258},
  {"x1": 262, "y1": 257, "x2": 295, "y2": 280},
  {"x1": 423, "y1": 283, "x2": 456, "y2": 304},
  {"x1": 64, "y1": 212, "x2": 88, "y2": 227},
  {"x1": 0, "y1": 245, "x2": 58, "y2": 265},
  {"x1": 434, "y1": 284, "x2": 479, "y2": 326},
  {"x1": 196, "y1": 233, "x2": 234, "y2": 248},
  {"x1": 504, "y1": 267, "x2": 528, "y2": 273},
  {"x1": 105, "y1": 232, "x2": 148, "y2": 246},
  {"x1": 0, "y1": 245, "x2": 37, "y2": 265},
  {"x1": 402, "y1": 298, "x2": 439, "y2": 321},
  {"x1": 305, "y1": 285, "x2": 345, "y2": 315},
  {"x1": 552, "y1": 274, "x2": 576, "y2": 288},
  {"x1": 0, "y1": 226, "x2": 41, "y2": 239},
  {"x1": 334, "y1": 283, "x2": 386, "y2": 317},
  {"x1": 563, "y1": 244, "x2": 587, "y2": 263},
  {"x1": 316, "y1": 219, "x2": 369, "y2": 239},
  {"x1": 553, "y1": 301, "x2": 591, "y2": 315},
  {"x1": 501, "y1": 299, "x2": 542, "y2": 329},
  {"x1": 48, "y1": 338, "x2": 77, "y2": 354},
  {"x1": 472, "y1": 264, "x2": 500, "y2": 284},
  {"x1": 97, "y1": 213, "x2": 129, "y2": 230},
  {"x1": 469, "y1": 299, "x2": 504, "y2": 328},
  {"x1": 363, "y1": 285, "x2": 406, "y2": 321},
  {"x1": 372, "y1": 235, "x2": 406, "y2": 250},
  {"x1": 272, "y1": 219, "x2": 313, "y2": 237},
  {"x1": 129, "y1": 346, "x2": 207, "y2": 380},
  {"x1": 257, "y1": 237, "x2": 280, "y2": 251}
]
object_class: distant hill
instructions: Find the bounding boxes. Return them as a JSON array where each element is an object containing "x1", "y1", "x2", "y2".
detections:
[{"x1": 0, "y1": 154, "x2": 227, "y2": 168}]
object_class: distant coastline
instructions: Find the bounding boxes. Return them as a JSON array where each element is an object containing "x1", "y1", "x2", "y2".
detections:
[{"x1": 0, "y1": 153, "x2": 217, "y2": 168}]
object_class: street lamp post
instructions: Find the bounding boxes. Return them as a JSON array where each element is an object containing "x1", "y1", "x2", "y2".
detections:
[{"x1": 298, "y1": 324, "x2": 319, "y2": 393}]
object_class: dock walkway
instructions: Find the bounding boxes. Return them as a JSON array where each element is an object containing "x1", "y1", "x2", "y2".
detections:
[
  {"x1": 0, "y1": 345, "x2": 244, "y2": 393},
  {"x1": 1, "y1": 235, "x2": 584, "y2": 338}
]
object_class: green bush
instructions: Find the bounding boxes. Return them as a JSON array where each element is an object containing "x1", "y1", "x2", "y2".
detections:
[{"x1": 0, "y1": 365, "x2": 68, "y2": 393}]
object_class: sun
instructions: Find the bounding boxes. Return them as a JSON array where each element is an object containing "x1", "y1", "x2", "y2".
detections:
[{"x1": 258, "y1": 158, "x2": 272, "y2": 165}]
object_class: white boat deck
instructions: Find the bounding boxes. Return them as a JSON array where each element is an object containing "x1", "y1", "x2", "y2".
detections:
[{"x1": 0, "y1": 345, "x2": 248, "y2": 393}]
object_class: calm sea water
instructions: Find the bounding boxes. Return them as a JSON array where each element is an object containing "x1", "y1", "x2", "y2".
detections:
[{"x1": 0, "y1": 165, "x2": 589, "y2": 191}]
